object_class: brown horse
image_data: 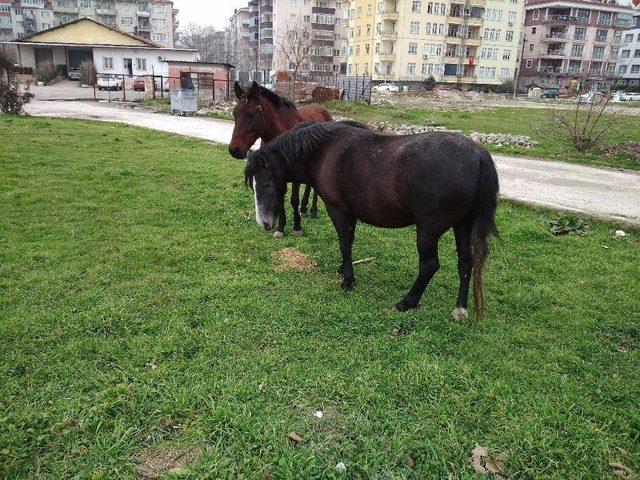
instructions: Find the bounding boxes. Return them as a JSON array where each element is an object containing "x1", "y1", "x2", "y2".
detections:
[{"x1": 229, "y1": 81, "x2": 333, "y2": 238}]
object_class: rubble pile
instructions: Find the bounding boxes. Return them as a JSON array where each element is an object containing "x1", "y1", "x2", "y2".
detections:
[
  {"x1": 196, "y1": 100, "x2": 234, "y2": 117},
  {"x1": 366, "y1": 121, "x2": 538, "y2": 148}
]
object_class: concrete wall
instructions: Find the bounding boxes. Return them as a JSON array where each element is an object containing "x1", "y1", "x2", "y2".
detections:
[{"x1": 93, "y1": 47, "x2": 197, "y2": 76}]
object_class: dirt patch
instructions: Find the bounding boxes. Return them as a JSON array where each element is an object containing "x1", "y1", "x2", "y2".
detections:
[
  {"x1": 136, "y1": 446, "x2": 201, "y2": 479},
  {"x1": 272, "y1": 247, "x2": 317, "y2": 273}
]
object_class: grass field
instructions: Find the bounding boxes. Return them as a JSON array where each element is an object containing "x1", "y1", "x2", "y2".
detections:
[
  {"x1": 1, "y1": 117, "x2": 639, "y2": 479},
  {"x1": 325, "y1": 101, "x2": 640, "y2": 171}
]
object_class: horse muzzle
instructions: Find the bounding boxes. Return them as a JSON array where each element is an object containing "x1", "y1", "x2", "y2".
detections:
[{"x1": 228, "y1": 145, "x2": 247, "y2": 159}]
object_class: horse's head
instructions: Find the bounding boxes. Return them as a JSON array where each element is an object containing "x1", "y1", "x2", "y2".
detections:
[
  {"x1": 229, "y1": 81, "x2": 265, "y2": 159},
  {"x1": 244, "y1": 149, "x2": 286, "y2": 231}
]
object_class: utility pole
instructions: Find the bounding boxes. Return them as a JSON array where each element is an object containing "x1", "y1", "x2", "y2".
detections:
[{"x1": 513, "y1": 34, "x2": 527, "y2": 99}]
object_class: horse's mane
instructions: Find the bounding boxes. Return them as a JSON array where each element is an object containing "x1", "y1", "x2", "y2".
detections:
[{"x1": 258, "y1": 86, "x2": 296, "y2": 110}]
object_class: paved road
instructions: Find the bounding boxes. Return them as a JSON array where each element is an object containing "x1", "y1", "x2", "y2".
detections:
[{"x1": 24, "y1": 100, "x2": 640, "y2": 226}]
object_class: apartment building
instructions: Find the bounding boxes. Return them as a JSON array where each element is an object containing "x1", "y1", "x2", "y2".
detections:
[
  {"x1": 1, "y1": 0, "x2": 177, "y2": 47},
  {"x1": 343, "y1": 0, "x2": 526, "y2": 87},
  {"x1": 228, "y1": 7, "x2": 253, "y2": 71},
  {"x1": 519, "y1": 0, "x2": 635, "y2": 88},
  {"x1": 238, "y1": 0, "x2": 347, "y2": 82},
  {"x1": 616, "y1": 13, "x2": 640, "y2": 85}
]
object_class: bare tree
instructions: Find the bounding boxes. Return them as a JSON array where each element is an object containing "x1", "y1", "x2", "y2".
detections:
[
  {"x1": 178, "y1": 23, "x2": 231, "y2": 64},
  {"x1": 276, "y1": 20, "x2": 317, "y2": 87}
]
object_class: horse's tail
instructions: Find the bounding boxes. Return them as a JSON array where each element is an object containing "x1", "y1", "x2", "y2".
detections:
[{"x1": 470, "y1": 151, "x2": 500, "y2": 319}]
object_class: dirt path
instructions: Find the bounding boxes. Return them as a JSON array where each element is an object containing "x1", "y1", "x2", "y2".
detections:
[{"x1": 24, "y1": 100, "x2": 640, "y2": 226}]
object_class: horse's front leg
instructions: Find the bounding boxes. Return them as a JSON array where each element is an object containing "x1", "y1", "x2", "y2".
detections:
[
  {"x1": 395, "y1": 225, "x2": 443, "y2": 312},
  {"x1": 274, "y1": 187, "x2": 287, "y2": 238},
  {"x1": 300, "y1": 184, "x2": 311, "y2": 216},
  {"x1": 310, "y1": 190, "x2": 318, "y2": 219},
  {"x1": 290, "y1": 183, "x2": 303, "y2": 236},
  {"x1": 326, "y1": 204, "x2": 356, "y2": 291}
]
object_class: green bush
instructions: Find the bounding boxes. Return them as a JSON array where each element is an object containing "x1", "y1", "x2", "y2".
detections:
[
  {"x1": 78, "y1": 60, "x2": 96, "y2": 86},
  {"x1": 0, "y1": 51, "x2": 33, "y2": 114},
  {"x1": 35, "y1": 61, "x2": 57, "y2": 85},
  {"x1": 423, "y1": 76, "x2": 437, "y2": 91},
  {"x1": 496, "y1": 79, "x2": 515, "y2": 94}
]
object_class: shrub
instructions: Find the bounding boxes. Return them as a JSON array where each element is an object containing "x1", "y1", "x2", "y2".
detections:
[
  {"x1": 79, "y1": 60, "x2": 96, "y2": 86},
  {"x1": 496, "y1": 79, "x2": 515, "y2": 94},
  {"x1": 35, "y1": 61, "x2": 57, "y2": 85},
  {"x1": 547, "y1": 215, "x2": 587, "y2": 236},
  {"x1": 423, "y1": 76, "x2": 437, "y2": 91},
  {"x1": 0, "y1": 51, "x2": 33, "y2": 114},
  {"x1": 551, "y1": 96, "x2": 613, "y2": 153}
]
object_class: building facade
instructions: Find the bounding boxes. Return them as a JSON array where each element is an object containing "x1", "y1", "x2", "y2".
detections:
[
  {"x1": 616, "y1": 13, "x2": 640, "y2": 85},
  {"x1": 519, "y1": 0, "x2": 635, "y2": 89},
  {"x1": 343, "y1": 0, "x2": 526, "y2": 87},
  {"x1": 228, "y1": 6, "x2": 253, "y2": 74},
  {"x1": 235, "y1": 0, "x2": 347, "y2": 82},
  {"x1": 0, "y1": 0, "x2": 177, "y2": 47}
]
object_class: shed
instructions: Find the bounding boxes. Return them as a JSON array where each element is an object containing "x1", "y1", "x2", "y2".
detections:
[{"x1": 162, "y1": 60, "x2": 234, "y2": 100}]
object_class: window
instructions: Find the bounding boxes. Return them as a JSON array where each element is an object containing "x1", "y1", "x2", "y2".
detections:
[
  {"x1": 622, "y1": 49, "x2": 630, "y2": 59},
  {"x1": 532, "y1": 10, "x2": 538, "y2": 20},
  {"x1": 570, "y1": 44, "x2": 583, "y2": 57},
  {"x1": 500, "y1": 67, "x2": 509, "y2": 77},
  {"x1": 424, "y1": 43, "x2": 442, "y2": 55},
  {"x1": 508, "y1": 11, "x2": 516, "y2": 24},
  {"x1": 42, "y1": 22, "x2": 51, "y2": 29},
  {"x1": 506, "y1": 30, "x2": 513, "y2": 42},
  {"x1": 121, "y1": 17, "x2": 133, "y2": 25},
  {"x1": 152, "y1": 18, "x2": 166, "y2": 28},
  {"x1": 526, "y1": 59, "x2": 532, "y2": 68},
  {"x1": 41, "y1": 10, "x2": 49, "y2": 17},
  {"x1": 635, "y1": 49, "x2": 640, "y2": 58},
  {"x1": 410, "y1": 21, "x2": 419, "y2": 34},
  {"x1": 531, "y1": 27, "x2": 536, "y2": 34},
  {"x1": 624, "y1": 34, "x2": 633, "y2": 43},
  {"x1": 152, "y1": 33, "x2": 167, "y2": 42},
  {"x1": 595, "y1": 29, "x2": 607, "y2": 42},
  {"x1": 631, "y1": 65, "x2": 640, "y2": 73},
  {"x1": 592, "y1": 46, "x2": 604, "y2": 59},
  {"x1": 407, "y1": 62, "x2": 416, "y2": 74},
  {"x1": 155, "y1": 3, "x2": 165, "y2": 12},
  {"x1": 503, "y1": 49, "x2": 511, "y2": 60},
  {"x1": 529, "y1": 43, "x2": 533, "y2": 51},
  {"x1": 408, "y1": 42, "x2": 418, "y2": 54},
  {"x1": 136, "y1": 58, "x2": 147, "y2": 71},
  {"x1": 121, "y1": 2, "x2": 131, "y2": 11},
  {"x1": 0, "y1": 4, "x2": 10, "y2": 12},
  {"x1": 618, "y1": 65, "x2": 627, "y2": 74},
  {"x1": 574, "y1": 28, "x2": 586, "y2": 40},
  {"x1": 412, "y1": 0, "x2": 421, "y2": 12},
  {"x1": 290, "y1": 0, "x2": 297, "y2": 4},
  {"x1": 79, "y1": 0, "x2": 91, "y2": 7},
  {"x1": 303, "y1": 14, "x2": 310, "y2": 22},
  {"x1": 102, "y1": 57, "x2": 113, "y2": 69}
]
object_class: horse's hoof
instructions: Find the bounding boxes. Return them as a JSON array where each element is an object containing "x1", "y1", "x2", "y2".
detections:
[
  {"x1": 395, "y1": 299, "x2": 418, "y2": 312},
  {"x1": 340, "y1": 280, "x2": 354, "y2": 291},
  {"x1": 451, "y1": 307, "x2": 468, "y2": 320},
  {"x1": 273, "y1": 231, "x2": 285, "y2": 239},
  {"x1": 292, "y1": 230, "x2": 303, "y2": 237}
]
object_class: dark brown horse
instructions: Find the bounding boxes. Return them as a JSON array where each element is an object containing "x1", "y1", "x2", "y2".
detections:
[
  {"x1": 229, "y1": 81, "x2": 333, "y2": 238},
  {"x1": 245, "y1": 121, "x2": 499, "y2": 319}
]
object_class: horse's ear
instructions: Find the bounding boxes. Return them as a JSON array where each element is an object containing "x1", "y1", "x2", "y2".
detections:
[
  {"x1": 248, "y1": 81, "x2": 260, "y2": 98},
  {"x1": 234, "y1": 81, "x2": 244, "y2": 100}
]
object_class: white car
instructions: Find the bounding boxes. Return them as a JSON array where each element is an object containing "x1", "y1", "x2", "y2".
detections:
[
  {"x1": 578, "y1": 91, "x2": 607, "y2": 104},
  {"x1": 373, "y1": 83, "x2": 399, "y2": 93},
  {"x1": 97, "y1": 74, "x2": 123, "y2": 91},
  {"x1": 615, "y1": 91, "x2": 640, "y2": 102}
]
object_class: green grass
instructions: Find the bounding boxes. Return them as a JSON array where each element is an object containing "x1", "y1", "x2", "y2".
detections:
[
  {"x1": 325, "y1": 101, "x2": 640, "y2": 170},
  {"x1": 1, "y1": 117, "x2": 639, "y2": 479}
]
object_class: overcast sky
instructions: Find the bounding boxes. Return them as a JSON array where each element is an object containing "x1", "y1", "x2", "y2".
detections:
[{"x1": 173, "y1": 0, "x2": 249, "y2": 31}]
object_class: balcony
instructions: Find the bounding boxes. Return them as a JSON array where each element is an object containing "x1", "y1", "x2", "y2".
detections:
[
  {"x1": 614, "y1": 18, "x2": 633, "y2": 28},
  {"x1": 539, "y1": 66, "x2": 563, "y2": 74},
  {"x1": 379, "y1": 30, "x2": 397, "y2": 40},
  {"x1": 377, "y1": 51, "x2": 396, "y2": 61},
  {"x1": 542, "y1": 31, "x2": 567, "y2": 41},
  {"x1": 137, "y1": 21, "x2": 150, "y2": 31},
  {"x1": 544, "y1": 14, "x2": 576, "y2": 24},
  {"x1": 542, "y1": 49, "x2": 565, "y2": 57},
  {"x1": 137, "y1": 10, "x2": 150, "y2": 17},
  {"x1": 379, "y1": 10, "x2": 399, "y2": 21}
]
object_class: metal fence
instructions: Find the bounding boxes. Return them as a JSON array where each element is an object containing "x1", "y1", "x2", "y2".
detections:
[{"x1": 273, "y1": 74, "x2": 373, "y2": 104}]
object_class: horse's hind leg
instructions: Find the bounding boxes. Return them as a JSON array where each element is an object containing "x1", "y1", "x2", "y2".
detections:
[
  {"x1": 310, "y1": 190, "x2": 318, "y2": 219},
  {"x1": 300, "y1": 184, "x2": 311, "y2": 216},
  {"x1": 290, "y1": 183, "x2": 303, "y2": 236},
  {"x1": 452, "y1": 220, "x2": 473, "y2": 320},
  {"x1": 395, "y1": 226, "x2": 442, "y2": 312}
]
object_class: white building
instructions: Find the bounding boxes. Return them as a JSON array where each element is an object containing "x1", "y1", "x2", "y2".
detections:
[
  {"x1": 617, "y1": 13, "x2": 640, "y2": 85},
  {"x1": 2, "y1": 18, "x2": 197, "y2": 77}
]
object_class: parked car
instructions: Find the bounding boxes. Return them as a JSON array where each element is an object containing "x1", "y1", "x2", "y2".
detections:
[
  {"x1": 372, "y1": 83, "x2": 399, "y2": 93},
  {"x1": 133, "y1": 77, "x2": 146, "y2": 91},
  {"x1": 67, "y1": 67, "x2": 80, "y2": 81},
  {"x1": 97, "y1": 74, "x2": 123, "y2": 91},
  {"x1": 578, "y1": 91, "x2": 607, "y2": 104},
  {"x1": 540, "y1": 89, "x2": 559, "y2": 99},
  {"x1": 613, "y1": 91, "x2": 640, "y2": 102}
]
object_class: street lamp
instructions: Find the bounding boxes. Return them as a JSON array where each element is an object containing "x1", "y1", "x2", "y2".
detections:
[{"x1": 513, "y1": 34, "x2": 527, "y2": 99}]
